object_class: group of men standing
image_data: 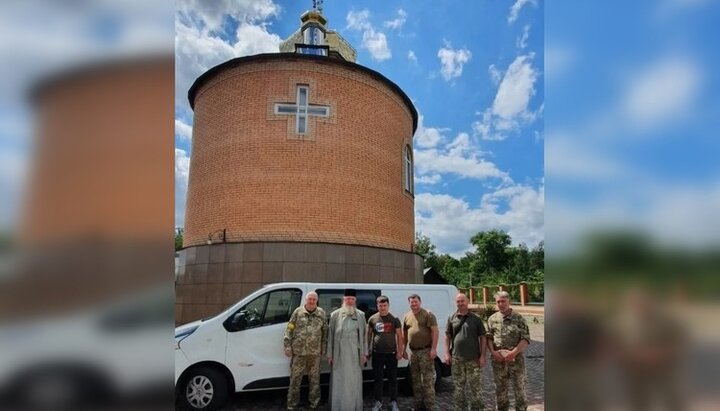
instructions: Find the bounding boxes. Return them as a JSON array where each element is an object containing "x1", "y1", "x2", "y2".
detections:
[{"x1": 282, "y1": 288, "x2": 531, "y2": 411}]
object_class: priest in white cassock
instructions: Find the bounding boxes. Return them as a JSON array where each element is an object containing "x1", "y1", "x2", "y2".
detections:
[{"x1": 326, "y1": 288, "x2": 367, "y2": 411}]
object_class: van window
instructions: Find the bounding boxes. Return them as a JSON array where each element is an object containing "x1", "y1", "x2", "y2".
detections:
[
  {"x1": 240, "y1": 293, "x2": 268, "y2": 329},
  {"x1": 264, "y1": 289, "x2": 302, "y2": 325},
  {"x1": 230, "y1": 288, "x2": 302, "y2": 330},
  {"x1": 315, "y1": 289, "x2": 381, "y2": 319}
]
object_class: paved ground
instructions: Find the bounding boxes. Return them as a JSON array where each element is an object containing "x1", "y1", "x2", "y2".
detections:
[{"x1": 220, "y1": 316, "x2": 544, "y2": 411}]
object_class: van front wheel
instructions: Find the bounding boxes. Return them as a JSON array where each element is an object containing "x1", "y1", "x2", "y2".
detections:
[{"x1": 180, "y1": 366, "x2": 228, "y2": 411}]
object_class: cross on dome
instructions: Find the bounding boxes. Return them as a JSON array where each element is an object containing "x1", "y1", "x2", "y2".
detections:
[{"x1": 312, "y1": 0, "x2": 324, "y2": 14}]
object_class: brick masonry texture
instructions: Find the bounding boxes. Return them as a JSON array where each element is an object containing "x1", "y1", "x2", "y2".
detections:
[
  {"x1": 175, "y1": 242, "x2": 424, "y2": 325},
  {"x1": 184, "y1": 56, "x2": 416, "y2": 252}
]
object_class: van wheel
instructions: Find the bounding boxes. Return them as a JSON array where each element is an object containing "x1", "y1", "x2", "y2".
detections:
[{"x1": 180, "y1": 366, "x2": 228, "y2": 411}]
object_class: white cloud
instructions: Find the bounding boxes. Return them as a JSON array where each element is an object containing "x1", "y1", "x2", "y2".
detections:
[
  {"x1": 653, "y1": 0, "x2": 714, "y2": 21},
  {"x1": 416, "y1": 174, "x2": 442, "y2": 185},
  {"x1": 415, "y1": 132, "x2": 508, "y2": 181},
  {"x1": 408, "y1": 50, "x2": 417, "y2": 63},
  {"x1": 546, "y1": 182, "x2": 720, "y2": 255},
  {"x1": 414, "y1": 114, "x2": 506, "y2": 182},
  {"x1": 534, "y1": 130, "x2": 543, "y2": 142},
  {"x1": 643, "y1": 184, "x2": 720, "y2": 249},
  {"x1": 383, "y1": 9, "x2": 407, "y2": 30},
  {"x1": 176, "y1": 0, "x2": 280, "y2": 31},
  {"x1": 346, "y1": 9, "x2": 392, "y2": 61},
  {"x1": 508, "y1": 0, "x2": 537, "y2": 24},
  {"x1": 0, "y1": 1, "x2": 172, "y2": 110},
  {"x1": 175, "y1": 148, "x2": 190, "y2": 227},
  {"x1": 557, "y1": 55, "x2": 703, "y2": 144},
  {"x1": 545, "y1": 134, "x2": 629, "y2": 180},
  {"x1": 175, "y1": 118, "x2": 193, "y2": 142},
  {"x1": 544, "y1": 45, "x2": 575, "y2": 80},
  {"x1": 488, "y1": 64, "x2": 502, "y2": 85},
  {"x1": 346, "y1": 9, "x2": 371, "y2": 31},
  {"x1": 362, "y1": 29, "x2": 391, "y2": 61},
  {"x1": 437, "y1": 43, "x2": 472, "y2": 81},
  {"x1": 175, "y1": 9, "x2": 281, "y2": 115},
  {"x1": 473, "y1": 53, "x2": 540, "y2": 140},
  {"x1": 233, "y1": 23, "x2": 282, "y2": 55},
  {"x1": 621, "y1": 56, "x2": 701, "y2": 128},
  {"x1": 414, "y1": 115, "x2": 447, "y2": 148},
  {"x1": 473, "y1": 112, "x2": 505, "y2": 141},
  {"x1": 516, "y1": 25, "x2": 530, "y2": 49},
  {"x1": 416, "y1": 183, "x2": 544, "y2": 256},
  {"x1": 493, "y1": 53, "x2": 538, "y2": 119}
]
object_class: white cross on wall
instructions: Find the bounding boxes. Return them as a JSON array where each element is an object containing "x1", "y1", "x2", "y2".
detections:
[{"x1": 274, "y1": 85, "x2": 330, "y2": 135}]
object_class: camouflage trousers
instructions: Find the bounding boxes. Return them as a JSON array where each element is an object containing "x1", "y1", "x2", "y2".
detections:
[
  {"x1": 410, "y1": 348, "x2": 437, "y2": 410},
  {"x1": 452, "y1": 357, "x2": 484, "y2": 411},
  {"x1": 287, "y1": 355, "x2": 321, "y2": 410},
  {"x1": 492, "y1": 355, "x2": 527, "y2": 411}
]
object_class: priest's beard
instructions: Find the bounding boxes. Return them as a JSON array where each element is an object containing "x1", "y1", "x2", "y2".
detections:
[{"x1": 341, "y1": 303, "x2": 356, "y2": 316}]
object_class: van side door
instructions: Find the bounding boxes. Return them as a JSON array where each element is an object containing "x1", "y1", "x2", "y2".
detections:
[{"x1": 224, "y1": 287, "x2": 302, "y2": 391}]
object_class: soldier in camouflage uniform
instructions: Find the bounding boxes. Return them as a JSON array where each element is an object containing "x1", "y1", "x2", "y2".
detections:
[
  {"x1": 283, "y1": 291, "x2": 328, "y2": 410},
  {"x1": 402, "y1": 294, "x2": 439, "y2": 411},
  {"x1": 444, "y1": 293, "x2": 486, "y2": 411},
  {"x1": 486, "y1": 291, "x2": 531, "y2": 411}
]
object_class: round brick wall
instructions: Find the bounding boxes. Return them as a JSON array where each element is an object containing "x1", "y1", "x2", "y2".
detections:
[
  {"x1": 184, "y1": 54, "x2": 417, "y2": 252},
  {"x1": 23, "y1": 58, "x2": 174, "y2": 246}
]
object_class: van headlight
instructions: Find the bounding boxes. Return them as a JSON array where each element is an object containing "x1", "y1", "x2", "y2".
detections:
[{"x1": 175, "y1": 325, "x2": 199, "y2": 348}]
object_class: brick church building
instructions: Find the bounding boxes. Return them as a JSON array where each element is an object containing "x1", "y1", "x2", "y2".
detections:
[{"x1": 176, "y1": 6, "x2": 421, "y2": 324}]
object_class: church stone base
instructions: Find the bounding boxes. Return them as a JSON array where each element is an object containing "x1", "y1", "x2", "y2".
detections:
[{"x1": 175, "y1": 242, "x2": 423, "y2": 325}]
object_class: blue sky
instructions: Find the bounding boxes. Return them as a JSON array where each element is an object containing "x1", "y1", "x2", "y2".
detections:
[
  {"x1": 175, "y1": 0, "x2": 545, "y2": 257},
  {"x1": 1, "y1": 0, "x2": 714, "y2": 260},
  {"x1": 545, "y1": 0, "x2": 720, "y2": 254}
]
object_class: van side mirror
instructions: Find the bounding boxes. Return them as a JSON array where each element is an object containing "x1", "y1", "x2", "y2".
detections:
[
  {"x1": 233, "y1": 312, "x2": 248, "y2": 329},
  {"x1": 223, "y1": 312, "x2": 248, "y2": 332}
]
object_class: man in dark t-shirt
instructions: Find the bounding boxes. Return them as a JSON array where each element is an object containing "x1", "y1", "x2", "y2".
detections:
[
  {"x1": 367, "y1": 295, "x2": 403, "y2": 411},
  {"x1": 445, "y1": 292, "x2": 486, "y2": 411}
]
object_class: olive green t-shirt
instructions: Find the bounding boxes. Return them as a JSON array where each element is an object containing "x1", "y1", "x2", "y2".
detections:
[
  {"x1": 403, "y1": 308, "x2": 438, "y2": 350},
  {"x1": 445, "y1": 312, "x2": 486, "y2": 360}
]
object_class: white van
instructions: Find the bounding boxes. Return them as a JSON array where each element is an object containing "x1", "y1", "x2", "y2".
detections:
[{"x1": 175, "y1": 282, "x2": 458, "y2": 410}]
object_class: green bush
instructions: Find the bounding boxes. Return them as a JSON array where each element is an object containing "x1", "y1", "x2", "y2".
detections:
[{"x1": 472, "y1": 304, "x2": 498, "y2": 323}]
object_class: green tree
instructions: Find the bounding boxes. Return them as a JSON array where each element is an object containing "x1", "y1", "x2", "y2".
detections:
[
  {"x1": 175, "y1": 228, "x2": 184, "y2": 251},
  {"x1": 415, "y1": 232, "x2": 436, "y2": 258},
  {"x1": 413, "y1": 231, "x2": 544, "y2": 301},
  {"x1": 508, "y1": 243, "x2": 532, "y2": 283},
  {"x1": 530, "y1": 240, "x2": 544, "y2": 271},
  {"x1": 469, "y1": 230, "x2": 513, "y2": 276},
  {"x1": 415, "y1": 232, "x2": 441, "y2": 271}
]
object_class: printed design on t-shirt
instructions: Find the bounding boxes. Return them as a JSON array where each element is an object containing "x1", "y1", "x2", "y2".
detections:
[{"x1": 374, "y1": 321, "x2": 395, "y2": 333}]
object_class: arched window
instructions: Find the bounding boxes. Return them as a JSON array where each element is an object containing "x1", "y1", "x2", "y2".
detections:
[{"x1": 403, "y1": 145, "x2": 414, "y2": 195}]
